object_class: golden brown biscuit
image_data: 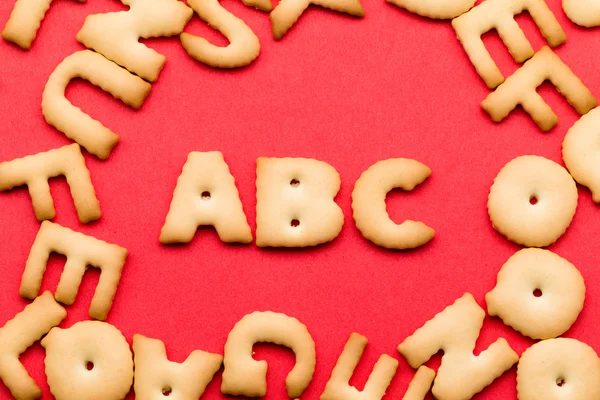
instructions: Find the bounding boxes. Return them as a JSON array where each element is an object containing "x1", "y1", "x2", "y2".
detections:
[
  {"x1": 487, "y1": 155, "x2": 578, "y2": 247},
  {"x1": 0, "y1": 292, "x2": 66, "y2": 400},
  {"x1": 403, "y1": 366, "x2": 435, "y2": 400},
  {"x1": 481, "y1": 46, "x2": 596, "y2": 131},
  {"x1": 562, "y1": 107, "x2": 600, "y2": 202},
  {"x1": 255, "y1": 157, "x2": 344, "y2": 247},
  {"x1": 0, "y1": 144, "x2": 101, "y2": 223},
  {"x1": 270, "y1": 0, "x2": 364, "y2": 39},
  {"x1": 563, "y1": 0, "x2": 600, "y2": 27},
  {"x1": 160, "y1": 151, "x2": 252, "y2": 244},
  {"x1": 486, "y1": 248, "x2": 585, "y2": 340},
  {"x1": 321, "y1": 332, "x2": 398, "y2": 400},
  {"x1": 352, "y1": 158, "x2": 434, "y2": 250},
  {"x1": 386, "y1": 0, "x2": 475, "y2": 20},
  {"x1": 181, "y1": 0, "x2": 260, "y2": 68},
  {"x1": 20, "y1": 221, "x2": 128, "y2": 320},
  {"x1": 133, "y1": 334, "x2": 222, "y2": 399},
  {"x1": 76, "y1": 0, "x2": 193, "y2": 82},
  {"x1": 42, "y1": 321, "x2": 133, "y2": 400},
  {"x1": 42, "y1": 50, "x2": 152, "y2": 160},
  {"x1": 517, "y1": 338, "x2": 600, "y2": 400},
  {"x1": 2, "y1": 0, "x2": 85, "y2": 49},
  {"x1": 398, "y1": 293, "x2": 519, "y2": 400},
  {"x1": 452, "y1": 0, "x2": 566, "y2": 89},
  {"x1": 221, "y1": 311, "x2": 316, "y2": 398}
]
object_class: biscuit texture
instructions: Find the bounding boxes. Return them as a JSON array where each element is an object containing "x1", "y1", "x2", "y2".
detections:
[
  {"x1": 133, "y1": 334, "x2": 222, "y2": 400},
  {"x1": 386, "y1": 0, "x2": 475, "y2": 20},
  {"x1": 160, "y1": 151, "x2": 252, "y2": 244},
  {"x1": 563, "y1": 0, "x2": 600, "y2": 27},
  {"x1": 255, "y1": 157, "x2": 344, "y2": 247},
  {"x1": 0, "y1": 144, "x2": 101, "y2": 223},
  {"x1": 270, "y1": 0, "x2": 364, "y2": 39},
  {"x1": 487, "y1": 155, "x2": 578, "y2": 247},
  {"x1": 321, "y1": 333, "x2": 398, "y2": 400},
  {"x1": 481, "y1": 46, "x2": 596, "y2": 131},
  {"x1": 221, "y1": 311, "x2": 316, "y2": 398},
  {"x1": 77, "y1": 0, "x2": 193, "y2": 82},
  {"x1": 2, "y1": 0, "x2": 85, "y2": 49},
  {"x1": 181, "y1": 0, "x2": 260, "y2": 68},
  {"x1": 42, "y1": 50, "x2": 152, "y2": 159},
  {"x1": 21, "y1": 221, "x2": 128, "y2": 320},
  {"x1": 352, "y1": 158, "x2": 434, "y2": 250},
  {"x1": 562, "y1": 107, "x2": 600, "y2": 202},
  {"x1": 0, "y1": 292, "x2": 66, "y2": 400},
  {"x1": 486, "y1": 248, "x2": 585, "y2": 340},
  {"x1": 398, "y1": 293, "x2": 519, "y2": 400},
  {"x1": 517, "y1": 338, "x2": 600, "y2": 400},
  {"x1": 42, "y1": 321, "x2": 133, "y2": 400},
  {"x1": 452, "y1": 0, "x2": 566, "y2": 89},
  {"x1": 402, "y1": 366, "x2": 435, "y2": 400}
]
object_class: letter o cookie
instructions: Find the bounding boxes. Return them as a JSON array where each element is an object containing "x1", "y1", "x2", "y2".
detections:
[
  {"x1": 487, "y1": 155, "x2": 577, "y2": 247},
  {"x1": 517, "y1": 338, "x2": 600, "y2": 400},
  {"x1": 41, "y1": 321, "x2": 133, "y2": 400},
  {"x1": 486, "y1": 248, "x2": 585, "y2": 340}
]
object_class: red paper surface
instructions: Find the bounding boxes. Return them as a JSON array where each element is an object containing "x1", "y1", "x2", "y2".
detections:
[{"x1": 1, "y1": 0, "x2": 600, "y2": 398}]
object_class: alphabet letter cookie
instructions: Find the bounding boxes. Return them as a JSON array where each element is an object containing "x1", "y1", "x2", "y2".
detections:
[
  {"x1": 0, "y1": 144, "x2": 101, "y2": 223},
  {"x1": 386, "y1": 0, "x2": 475, "y2": 20}
]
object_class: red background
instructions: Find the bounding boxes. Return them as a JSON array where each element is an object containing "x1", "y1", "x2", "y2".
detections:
[{"x1": 1, "y1": 0, "x2": 600, "y2": 398}]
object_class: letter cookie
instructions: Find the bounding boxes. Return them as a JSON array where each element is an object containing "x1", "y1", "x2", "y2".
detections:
[
  {"x1": 160, "y1": 151, "x2": 252, "y2": 244},
  {"x1": 517, "y1": 338, "x2": 600, "y2": 400},
  {"x1": 2, "y1": 0, "x2": 85, "y2": 49},
  {"x1": 563, "y1": 0, "x2": 600, "y2": 27},
  {"x1": 487, "y1": 248, "x2": 585, "y2": 340},
  {"x1": 42, "y1": 321, "x2": 133, "y2": 400},
  {"x1": 352, "y1": 158, "x2": 434, "y2": 250},
  {"x1": 452, "y1": 0, "x2": 566, "y2": 89},
  {"x1": 180, "y1": 0, "x2": 260, "y2": 68},
  {"x1": 386, "y1": 0, "x2": 475, "y2": 20},
  {"x1": 133, "y1": 334, "x2": 222, "y2": 399},
  {"x1": 76, "y1": 0, "x2": 193, "y2": 82},
  {"x1": 398, "y1": 293, "x2": 519, "y2": 400},
  {"x1": 42, "y1": 50, "x2": 152, "y2": 159},
  {"x1": 270, "y1": 0, "x2": 364, "y2": 39},
  {"x1": 403, "y1": 366, "x2": 435, "y2": 400},
  {"x1": 20, "y1": 221, "x2": 128, "y2": 320},
  {"x1": 0, "y1": 144, "x2": 101, "y2": 223},
  {"x1": 481, "y1": 47, "x2": 596, "y2": 131},
  {"x1": 321, "y1": 333, "x2": 398, "y2": 400},
  {"x1": 221, "y1": 311, "x2": 316, "y2": 398},
  {"x1": 256, "y1": 157, "x2": 344, "y2": 247},
  {"x1": 487, "y1": 155, "x2": 578, "y2": 247},
  {"x1": 0, "y1": 292, "x2": 66, "y2": 400},
  {"x1": 562, "y1": 107, "x2": 600, "y2": 202}
]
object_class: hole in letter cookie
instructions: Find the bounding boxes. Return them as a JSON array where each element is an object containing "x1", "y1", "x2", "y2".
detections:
[
  {"x1": 487, "y1": 155, "x2": 578, "y2": 247},
  {"x1": 352, "y1": 158, "x2": 435, "y2": 250},
  {"x1": 255, "y1": 157, "x2": 344, "y2": 247},
  {"x1": 0, "y1": 144, "x2": 101, "y2": 223},
  {"x1": 397, "y1": 293, "x2": 519, "y2": 400},
  {"x1": 180, "y1": 0, "x2": 261, "y2": 69},
  {"x1": 481, "y1": 47, "x2": 597, "y2": 131},
  {"x1": 41, "y1": 321, "x2": 133, "y2": 400},
  {"x1": 452, "y1": 0, "x2": 566, "y2": 89},
  {"x1": 221, "y1": 311, "x2": 316, "y2": 398},
  {"x1": 2, "y1": 0, "x2": 85, "y2": 50},
  {"x1": 20, "y1": 221, "x2": 128, "y2": 321},
  {"x1": 0, "y1": 292, "x2": 66, "y2": 400},
  {"x1": 486, "y1": 248, "x2": 585, "y2": 340},
  {"x1": 76, "y1": 0, "x2": 193, "y2": 82},
  {"x1": 321, "y1": 332, "x2": 399, "y2": 400},
  {"x1": 159, "y1": 151, "x2": 252, "y2": 245},
  {"x1": 517, "y1": 338, "x2": 600, "y2": 400},
  {"x1": 133, "y1": 334, "x2": 222, "y2": 400},
  {"x1": 42, "y1": 50, "x2": 152, "y2": 160}
]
